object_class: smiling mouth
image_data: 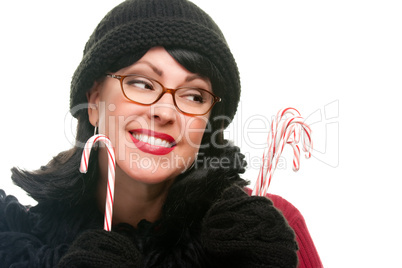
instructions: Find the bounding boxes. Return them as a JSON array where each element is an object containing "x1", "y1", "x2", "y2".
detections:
[
  {"x1": 131, "y1": 133, "x2": 175, "y2": 148},
  {"x1": 129, "y1": 129, "x2": 176, "y2": 155}
]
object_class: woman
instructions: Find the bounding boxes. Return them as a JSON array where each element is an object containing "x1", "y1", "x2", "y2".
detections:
[{"x1": 0, "y1": 0, "x2": 321, "y2": 267}]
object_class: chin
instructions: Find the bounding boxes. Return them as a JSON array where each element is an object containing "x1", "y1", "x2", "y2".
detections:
[
  {"x1": 115, "y1": 148, "x2": 193, "y2": 185},
  {"x1": 120, "y1": 165, "x2": 182, "y2": 185},
  {"x1": 130, "y1": 172, "x2": 178, "y2": 185}
]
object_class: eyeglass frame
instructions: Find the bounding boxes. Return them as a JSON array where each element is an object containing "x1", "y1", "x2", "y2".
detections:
[{"x1": 106, "y1": 74, "x2": 222, "y2": 116}]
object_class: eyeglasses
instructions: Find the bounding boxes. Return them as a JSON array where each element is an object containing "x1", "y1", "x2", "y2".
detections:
[{"x1": 106, "y1": 74, "x2": 221, "y2": 116}]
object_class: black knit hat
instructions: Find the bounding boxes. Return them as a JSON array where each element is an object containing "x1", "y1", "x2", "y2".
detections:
[{"x1": 70, "y1": 0, "x2": 240, "y2": 129}]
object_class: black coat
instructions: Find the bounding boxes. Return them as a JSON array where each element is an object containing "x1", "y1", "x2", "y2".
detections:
[{"x1": 0, "y1": 145, "x2": 298, "y2": 267}]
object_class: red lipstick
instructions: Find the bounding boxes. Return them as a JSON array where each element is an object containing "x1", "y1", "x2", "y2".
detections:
[{"x1": 129, "y1": 129, "x2": 176, "y2": 155}]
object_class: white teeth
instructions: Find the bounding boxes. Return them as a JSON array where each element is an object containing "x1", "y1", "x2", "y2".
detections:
[
  {"x1": 149, "y1": 136, "x2": 155, "y2": 145},
  {"x1": 160, "y1": 139, "x2": 169, "y2": 147},
  {"x1": 133, "y1": 133, "x2": 173, "y2": 148},
  {"x1": 141, "y1": 135, "x2": 148, "y2": 143}
]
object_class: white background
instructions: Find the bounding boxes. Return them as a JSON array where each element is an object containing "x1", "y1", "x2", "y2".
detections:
[{"x1": 1, "y1": 1, "x2": 401, "y2": 267}]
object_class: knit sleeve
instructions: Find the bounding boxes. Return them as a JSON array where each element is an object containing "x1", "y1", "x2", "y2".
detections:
[
  {"x1": 0, "y1": 189, "x2": 68, "y2": 267},
  {"x1": 201, "y1": 186, "x2": 298, "y2": 268},
  {"x1": 266, "y1": 193, "x2": 323, "y2": 268},
  {"x1": 58, "y1": 229, "x2": 142, "y2": 267}
]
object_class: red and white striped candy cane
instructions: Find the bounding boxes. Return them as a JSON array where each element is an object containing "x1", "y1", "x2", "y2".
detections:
[
  {"x1": 79, "y1": 134, "x2": 116, "y2": 231},
  {"x1": 252, "y1": 108, "x2": 313, "y2": 196}
]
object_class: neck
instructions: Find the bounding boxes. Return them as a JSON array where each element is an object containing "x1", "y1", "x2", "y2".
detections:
[{"x1": 96, "y1": 160, "x2": 173, "y2": 228}]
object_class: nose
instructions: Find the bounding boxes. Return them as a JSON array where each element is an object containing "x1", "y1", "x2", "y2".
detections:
[{"x1": 148, "y1": 93, "x2": 177, "y2": 125}]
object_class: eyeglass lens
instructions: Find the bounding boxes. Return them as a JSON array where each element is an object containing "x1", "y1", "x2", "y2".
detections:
[{"x1": 122, "y1": 75, "x2": 215, "y2": 115}]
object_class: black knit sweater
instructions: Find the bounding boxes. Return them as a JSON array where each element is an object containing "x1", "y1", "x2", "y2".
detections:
[{"x1": 0, "y1": 145, "x2": 298, "y2": 267}]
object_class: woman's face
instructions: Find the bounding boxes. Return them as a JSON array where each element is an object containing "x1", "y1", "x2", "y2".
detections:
[{"x1": 88, "y1": 47, "x2": 211, "y2": 184}]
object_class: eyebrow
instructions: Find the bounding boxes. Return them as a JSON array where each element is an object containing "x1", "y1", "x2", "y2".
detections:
[
  {"x1": 135, "y1": 60, "x2": 209, "y2": 84},
  {"x1": 185, "y1": 74, "x2": 207, "y2": 83},
  {"x1": 136, "y1": 61, "x2": 163, "y2": 76}
]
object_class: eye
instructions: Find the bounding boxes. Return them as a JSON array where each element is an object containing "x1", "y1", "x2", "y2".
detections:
[
  {"x1": 124, "y1": 77, "x2": 154, "y2": 90},
  {"x1": 186, "y1": 94, "x2": 204, "y2": 103},
  {"x1": 178, "y1": 88, "x2": 208, "y2": 104}
]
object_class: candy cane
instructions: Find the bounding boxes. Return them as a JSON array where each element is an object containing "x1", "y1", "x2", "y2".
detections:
[
  {"x1": 252, "y1": 108, "x2": 313, "y2": 196},
  {"x1": 80, "y1": 134, "x2": 116, "y2": 231}
]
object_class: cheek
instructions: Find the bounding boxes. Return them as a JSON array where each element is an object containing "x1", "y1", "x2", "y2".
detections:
[
  {"x1": 97, "y1": 89, "x2": 120, "y2": 133},
  {"x1": 183, "y1": 116, "x2": 209, "y2": 148},
  {"x1": 98, "y1": 103, "x2": 122, "y2": 141},
  {"x1": 97, "y1": 94, "x2": 146, "y2": 146}
]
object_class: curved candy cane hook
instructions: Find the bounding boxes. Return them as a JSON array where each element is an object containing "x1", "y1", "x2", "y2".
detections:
[
  {"x1": 253, "y1": 108, "x2": 313, "y2": 196},
  {"x1": 80, "y1": 134, "x2": 116, "y2": 231}
]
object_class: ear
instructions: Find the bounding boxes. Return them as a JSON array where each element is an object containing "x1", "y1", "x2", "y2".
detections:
[{"x1": 87, "y1": 81, "x2": 101, "y2": 127}]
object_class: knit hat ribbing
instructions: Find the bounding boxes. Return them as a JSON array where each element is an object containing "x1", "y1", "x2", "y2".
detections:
[{"x1": 70, "y1": 0, "x2": 240, "y2": 129}]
